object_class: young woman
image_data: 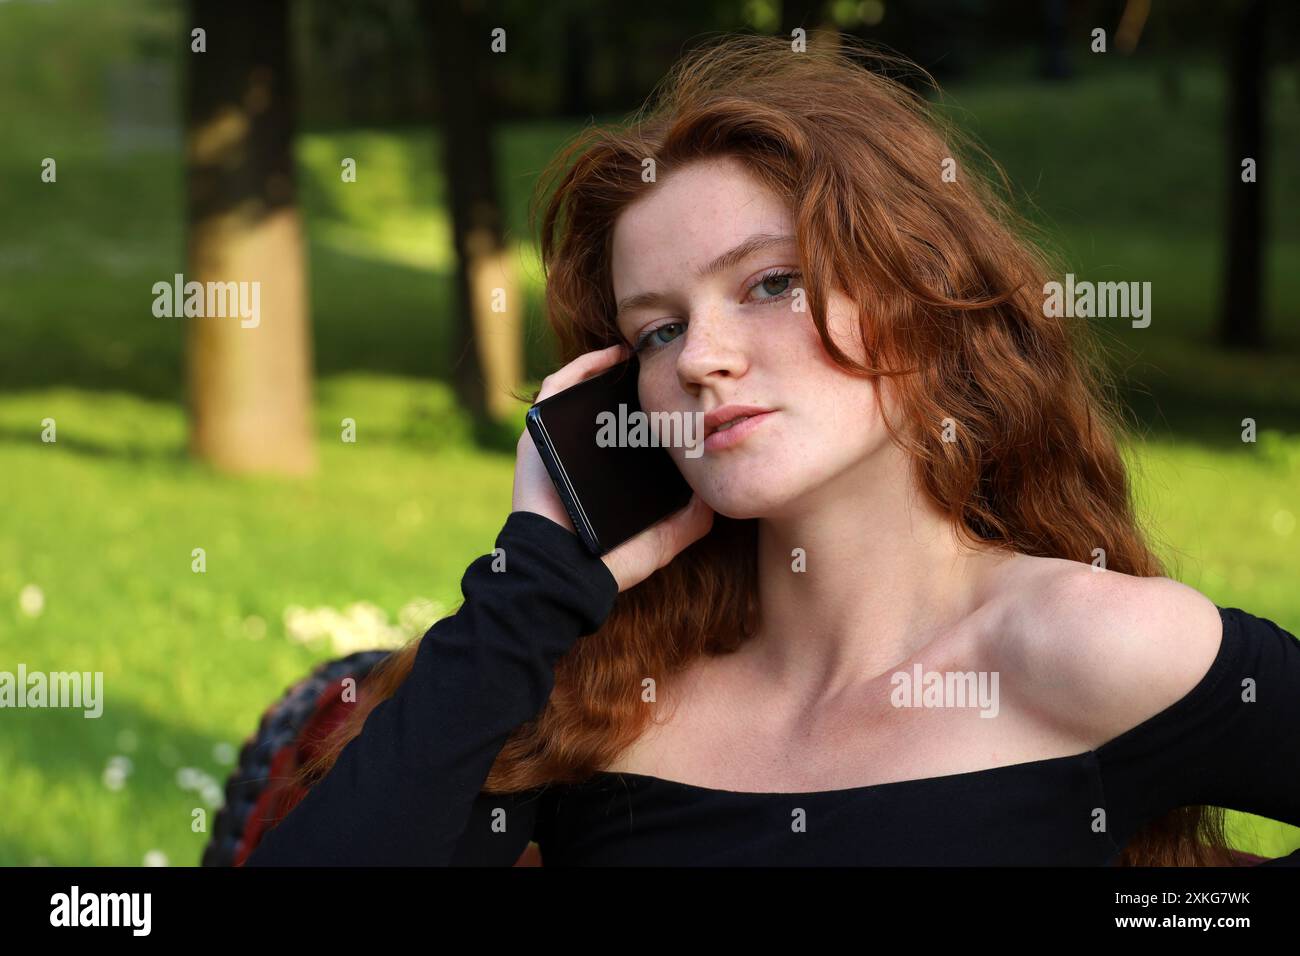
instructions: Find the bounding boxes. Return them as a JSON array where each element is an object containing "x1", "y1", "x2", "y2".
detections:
[{"x1": 244, "y1": 34, "x2": 1299, "y2": 866}]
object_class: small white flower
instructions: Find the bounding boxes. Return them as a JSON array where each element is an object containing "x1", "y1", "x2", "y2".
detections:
[
  {"x1": 102, "y1": 756, "x2": 131, "y2": 791},
  {"x1": 283, "y1": 604, "x2": 318, "y2": 644},
  {"x1": 143, "y1": 850, "x2": 169, "y2": 867},
  {"x1": 283, "y1": 600, "x2": 415, "y2": 654},
  {"x1": 19, "y1": 584, "x2": 44, "y2": 618}
]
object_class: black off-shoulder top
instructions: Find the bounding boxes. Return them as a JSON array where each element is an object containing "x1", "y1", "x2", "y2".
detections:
[{"x1": 243, "y1": 511, "x2": 1300, "y2": 867}]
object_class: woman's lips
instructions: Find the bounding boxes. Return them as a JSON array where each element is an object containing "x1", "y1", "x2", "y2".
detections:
[{"x1": 703, "y1": 410, "x2": 775, "y2": 451}]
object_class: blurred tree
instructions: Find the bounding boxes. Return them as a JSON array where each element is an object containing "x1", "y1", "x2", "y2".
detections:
[
  {"x1": 427, "y1": 0, "x2": 523, "y2": 429},
  {"x1": 1151, "y1": 0, "x2": 1184, "y2": 107},
  {"x1": 1040, "y1": 0, "x2": 1071, "y2": 80},
  {"x1": 1219, "y1": 0, "x2": 1268, "y2": 349},
  {"x1": 845, "y1": 0, "x2": 978, "y2": 85},
  {"x1": 560, "y1": 6, "x2": 594, "y2": 117},
  {"x1": 184, "y1": 0, "x2": 316, "y2": 474},
  {"x1": 781, "y1": 0, "x2": 827, "y2": 36},
  {"x1": 296, "y1": 0, "x2": 434, "y2": 128}
]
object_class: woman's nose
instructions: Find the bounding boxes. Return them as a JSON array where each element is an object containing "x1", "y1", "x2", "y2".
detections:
[{"x1": 674, "y1": 306, "x2": 749, "y2": 389}]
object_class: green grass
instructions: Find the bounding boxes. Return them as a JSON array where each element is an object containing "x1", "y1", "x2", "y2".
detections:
[
  {"x1": 1, "y1": 2, "x2": 1298, "y2": 864},
  {"x1": 0, "y1": 377, "x2": 514, "y2": 866},
  {"x1": 1132, "y1": 436, "x2": 1300, "y2": 860}
]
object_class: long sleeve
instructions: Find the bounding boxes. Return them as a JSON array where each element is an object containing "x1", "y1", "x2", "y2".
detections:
[
  {"x1": 1095, "y1": 605, "x2": 1300, "y2": 866},
  {"x1": 243, "y1": 510, "x2": 619, "y2": 866}
]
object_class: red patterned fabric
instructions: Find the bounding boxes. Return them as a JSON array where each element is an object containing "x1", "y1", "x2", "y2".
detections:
[{"x1": 233, "y1": 677, "x2": 366, "y2": 867}]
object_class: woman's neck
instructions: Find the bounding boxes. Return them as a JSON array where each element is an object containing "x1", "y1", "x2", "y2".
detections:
[{"x1": 748, "y1": 446, "x2": 1010, "y2": 707}]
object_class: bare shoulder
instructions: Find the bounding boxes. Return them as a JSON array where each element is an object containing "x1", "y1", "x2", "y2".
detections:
[{"x1": 990, "y1": 554, "x2": 1225, "y2": 748}]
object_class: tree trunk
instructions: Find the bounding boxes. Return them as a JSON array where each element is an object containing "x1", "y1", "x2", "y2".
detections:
[
  {"x1": 184, "y1": 0, "x2": 315, "y2": 473},
  {"x1": 561, "y1": 12, "x2": 592, "y2": 117},
  {"x1": 1219, "y1": 0, "x2": 1268, "y2": 349},
  {"x1": 428, "y1": 0, "x2": 523, "y2": 426},
  {"x1": 1040, "y1": 0, "x2": 1071, "y2": 81}
]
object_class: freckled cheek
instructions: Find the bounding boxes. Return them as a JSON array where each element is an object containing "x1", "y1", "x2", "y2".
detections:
[{"x1": 636, "y1": 371, "x2": 679, "y2": 416}]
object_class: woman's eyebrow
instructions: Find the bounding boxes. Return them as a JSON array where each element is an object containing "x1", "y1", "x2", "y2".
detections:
[{"x1": 614, "y1": 232, "x2": 796, "y2": 321}]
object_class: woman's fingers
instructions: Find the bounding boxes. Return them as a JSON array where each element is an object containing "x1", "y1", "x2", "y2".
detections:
[
  {"x1": 522, "y1": 342, "x2": 712, "y2": 594},
  {"x1": 513, "y1": 343, "x2": 634, "y2": 532},
  {"x1": 653, "y1": 494, "x2": 714, "y2": 569},
  {"x1": 602, "y1": 494, "x2": 715, "y2": 592},
  {"x1": 533, "y1": 343, "x2": 630, "y2": 404}
]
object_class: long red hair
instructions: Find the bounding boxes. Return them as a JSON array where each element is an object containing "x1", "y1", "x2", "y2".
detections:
[{"x1": 290, "y1": 32, "x2": 1234, "y2": 866}]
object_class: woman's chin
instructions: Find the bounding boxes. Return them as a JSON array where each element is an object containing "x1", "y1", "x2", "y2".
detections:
[{"x1": 702, "y1": 487, "x2": 797, "y2": 522}]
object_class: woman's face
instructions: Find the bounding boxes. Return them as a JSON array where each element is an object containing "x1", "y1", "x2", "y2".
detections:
[{"x1": 610, "y1": 155, "x2": 898, "y2": 520}]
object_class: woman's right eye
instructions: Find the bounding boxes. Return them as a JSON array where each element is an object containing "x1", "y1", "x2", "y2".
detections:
[{"x1": 634, "y1": 322, "x2": 684, "y2": 353}]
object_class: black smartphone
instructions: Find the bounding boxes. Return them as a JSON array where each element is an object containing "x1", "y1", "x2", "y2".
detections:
[{"x1": 525, "y1": 355, "x2": 694, "y2": 556}]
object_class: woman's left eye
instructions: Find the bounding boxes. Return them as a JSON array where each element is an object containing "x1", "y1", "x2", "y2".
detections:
[{"x1": 746, "y1": 270, "x2": 801, "y2": 303}]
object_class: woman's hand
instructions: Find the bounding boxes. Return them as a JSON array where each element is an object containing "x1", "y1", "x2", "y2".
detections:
[{"x1": 512, "y1": 343, "x2": 715, "y2": 593}]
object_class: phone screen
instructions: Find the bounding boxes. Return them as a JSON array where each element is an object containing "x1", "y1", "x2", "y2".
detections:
[{"x1": 525, "y1": 357, "x2": 694, "y2": 555}]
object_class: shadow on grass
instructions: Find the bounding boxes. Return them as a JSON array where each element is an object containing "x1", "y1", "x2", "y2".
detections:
[
  {"x1": 0, "y1": 240, "x2": 558, "y2": 456},
  {"x1": 0, "y1": 427, "x2": 189, "y2": 464},
  {"x1": 0, "y1": 695, "x2": 253, "y2": 866},
  {"x1": 1104, "y1": 338, "x2": 1300, "y2": 450}
]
